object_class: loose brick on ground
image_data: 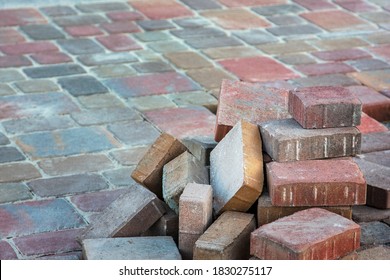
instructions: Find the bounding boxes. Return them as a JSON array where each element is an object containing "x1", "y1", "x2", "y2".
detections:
[
  {"x1": 361, "y1": 131, "x2": 390, "y2": 153},
  {"x1": 260, "y1": 118, "x2": 361, "y2": 162},
  {"x1": 182, "y1": 136, "x2": 217, "y2": 166},
  {"x1": 194, "y1": 211, "x2": 256, "y2": 260},
  {"x1": 211, "y1": 120, "x2": 264, "y2": 215},
  {"x1": 82, "y1": 237, "x2": 181, "y2": 260},
  {"x1": 131, "y1": 133, "x2": 188, "y2": 198},
  {"x1": 251, "y1": 208, "x2": 360, "y2": 260},
  {"x1": 352, "y1": 205, "x2": 390, "y2": 223},
  {"x1": 0, "y1": 183, "x2": 33, "y2": 204},
  {"x1": 360, "y1": 222, "x2": 390, "y2": 245},
  {"x1": 23, "y1": 64, "x2": 86, "y2": 79}
]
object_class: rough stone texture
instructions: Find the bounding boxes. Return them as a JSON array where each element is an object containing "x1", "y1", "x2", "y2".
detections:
[
  {"x1": 82, "y1": 237, "x2": 181, "y2": 260},
  {"x1": 361, "y1": 132, "x2": 390, "y2": 153},
  {"x1": 194, "y1": 211, "x2": 256, "y2": 260},
  {"x1": 357, "y1": 246, "x2": 390, "y2": 260},
  {"x1": 162, "y1": 151, "x2": 209, "y2": 214},
  {"x1": 210, "y1": 120, "x2": 264, "y2": 215},
  {"x1": 131, "y1": 133, "x2": 188, "y2": 198},
  {"x1": 79, "y1": 185, "x2": 166, "y2": 240},
  {"x1": 352, "y1": 205, "x2": 390, "y2": 223},
  {"x1": 182, "y1": 136, "x2": 217, "y2": 166},
  {"x1": 215, "y1": 79, "x2": 291, "y2": 142},
  {"x1": 358, "y1": 150, "x2": 390, "y2": 167},
  {"x1": 358, "y1": 112, "x2": 388, "y2": 134},
  {"x1": 267, "y1": 158, "x2": 367, "y2": 206},
  {"x1": 260, "y1": 118, "x2": 361, "y2": 162},
  {"x1": 360, "y1": 222, "x2": 390, "y2": 245},
  {"x1": 251, "y1": 208, "x2": 361, "y2": 260},
  {"x1": 258, "y1": 193, "x2": 352, "y2": 226},
  {"x1": 288, "y1": 86, "x2": 362, "y2": 128}
]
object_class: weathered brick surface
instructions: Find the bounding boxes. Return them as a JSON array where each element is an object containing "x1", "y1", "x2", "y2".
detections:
[
  {"x1": 0, "y1": 28, "x2": 25, "y2": 45},
  {"x1": 76, "y1": 2, "x2": 130, "y2": 13},
  {"x1": 251, "y1": 208, "x2": 361, "y2": 260},
  {"x1": 0, "y1": 55, "x2": 32, "y2": 68},
  {"x1": 164, "y1": 51, "x2": 212, "y2": 69},
  {"x1": 211, "y1": 120, "x2": 264, "y2": 215},
  {"x1": 313, "y1": 49, "x2": 371, "y2": 62},
  {"x1": 267, "y1": 158, "x2": 366, "y2": 206},
  {"x1": 258, "y1": 192, "x2": 352, "y2": 226},
  {"x1": 58, "y1": 38, "x2": 104, "y2": 55},
  {"x1": 360, "y1": 222, "x2": 390, "y2": 245},
  {"x1": 0, "y1": 163, "x2": 41, "y2": 183},
  {"x1": 80, "y1": 185, "x2": 165, "y2": 239},
  {"x1": 194, "y1": 211, "x2": 256, "y2": 260},
  {"x1": 260, "y1": 118, "x2": 361, "y2": 162},
  {"x1": 361, "y1": 132, "x2": 390, "y2": 153},
  {"x1": 54, "y1": 14, "x2": 107, "y2": 27},
  {"x1": 162, "y1": 151, "x2": 209, "y2": 213},
  {"x1": 352, "y1": 205, "x2": 390, "y2": 223},
  {"x1": 294, "y1": 62, "x2": 354, "y2": 76},
  {"x1": 131, "y1": 133, "x2": 188, "y2": 198},
  {"x1": 288, "y1": 86, "x2": 362, "y2": 128},
  {"x1": 82, "y1": 237, "x2": 181, "y2": 260},
  {"x1": 106, "y1": 11, "x2": 145, "y2": 21},
  {"x1": 358, "y1": 150, "x2": 390, "y2": 168},
  {"x1": 0, "y1": 183, "x2": 33, "y2": 204},
  {"x1": 348, "y1": 70, "x2": 390, "y2": 92},
  {"x1": 102, "y1": 167, "x2": 138, "y2": 188},
  {"x1": 23, "y1": 64, "x2": 86, "y2": 79},
  {"x1": 78, "y1": 52, "x2": 138, "y2": 66},
  {"x1": 40, "y1": 6, "x2": 77, "y2": 17},
  {"x1": 137, "y1": 19, "x2": 175, "y2": 31}
]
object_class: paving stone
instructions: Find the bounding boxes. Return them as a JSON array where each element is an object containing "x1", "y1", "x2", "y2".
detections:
[
  {"x1": 218, "y1": 0, "x2": 287, "y2": 7},
  {"x1": 170, "y1": 91, "x2": 218, "y2": 113},
  {"x1": 131, "y1": 133, "x2": 188, "y2": 199},
  {"x1": 96, "y1": 35, "x2": 140, "y2": 52},
  {"x1": 267, "y1": 15, "x2": 305, "y2": 26},
  {"x1": 144, "y1": 106, "x2": 216, "y2": 139},
  {"x1": 148, "y1": 40, "x2": 189, "y2": 53},
  {"x1": 203, "y1": 46, "x2": 261, "y2": 60},
  {"x1": 174, "y1": 17, "x2": 210, "y2": 28},
  {"x1": 293, "y1": 74, "x2": 360, "y2": 87},
  {"x1": 128, "y1": 95, "x2": 177, "y2": 111},
  {"x1": 313, "y1": 49, "x2": 371, "y2": 62},
  {"x1": 358, "y1": 112, "x2": 388, "y2": 134},
  {"x1": 277, "y1": 53, "x2": 316, "y2": 65},
  {"x1": 128, "y1": 0, "x2": 193, "y2": 20},
  {"x1": 257, "y1": 41, "x2": 317, "y2": 55},
  {"x1": 58, "y1": 76, "x2": 108, "y2": 97},
  {"x1": 180, "y1": 0, "x2": 222, "y2": 10},
  {"x1": 35, "y1": 252, "x2": 82, "y2": 260},
  {"x1": 357, "y1": 246, "x2": 390, "y2": 260},
  {"x1": 71, "y1": 188, "x2": 129, "y2": 212},
  {"x1": 102, "y1": 167, "x2": 138, "y2": 187},
  {"x1": 0, "y1": 8, "x2": 46, "y2": 27},
  {"x1": 38, "y1": 154, "x2": 114, "y2": 176},
  {"x1": 0, "y1": 241, "x2": 18, "y2": 260},
  {"x1": 295, "y1": 62, "x2": 354, "y2": 76},
  {"x1": 260, "y1": 118, "x2": 361, "y2": 162},
  {"x1": 14, "y1": 79, "x2": 60, "y2": 93},
  {"x1": 23, "y1": 64, "x2": 86, "y2": 79},
  {"x1": 133, "y1": 61, "x2": 173, "y2": 73},
  {"x1": 0, "y1": 84, "x2": 15, "y2": 96},
  {"x1": 135, "y1": 49, "x2": 163, "y2": 61},
  {"x1": 182, "y1": 136, "x2": 217, "y2": 166},
  {"x1": 20, "y1": 24, "x2": 65, "y2": 40},
  {"x1": 267, "y1": 158, "x2": 366, "y2": 207},
  {"x1": 358, "y1": 150, "x2": 390, "y2": 167},
  {"x1": 363, "y1": 32, "x2": 390, "y2": 45},
  {"x1": 77, "y1": 93, "x2": 125, "y2": 109},
  {"x1": 360, "y1": 222, "x2": 390, "y2": 245},
  {"x1": 179, "y1": 183, "x2": 213, "y2": 259},
  {"x1": 30, "y1": 52, "x2": 73, "y2": 65},
  {"x1": 2, "y1": 115, "x2": 75, "y2": 134},
  {"x1": 211, "y1": 120, "x2": 264, "y2": 215},
  {"x1": 110, "y1": 147, "x2": 148, "y2": 166},
  {"x1": 294, "y1": 0, "x2": 337, "y2": 10},
  {"x1": 134, "y1": 31, "x2": 171, "y2": 42},
  {"x1": 0, "y1": 183, "x2": 33, "y2": 204},
  {"x1": 100, "y1": 21, "x2": 140, "y2": 34},
  {"x1": 92, "y1": 65, "x2": 136, "y2": 79},
  {"x1": 185, "y1": 35, "x2": 243, "y2": 49},
  {"x1": 54, "y1": 14, "x2": 107, "y2": 27},
  {"x1": 40, "y1": 6, "x2": 78, "y2": 17},
  {"x1": 106, "y1": 11, "x2": 145, "y2": 22},
  {"x1": 16, "y1": 127, "x2": 118, "y2": 159},
  {"x1": 82, "y1": 236, "x2": 181, "y2": 260},
  {"x1": 0, "y1": 41, "x2": 58, "y2": 55},
  {"x1": 368, "y1": 44, "x2": 390, "y2": 61},
  {"x1": 187, "y1": 68, "x2": 235, "y2": 90},
  {"x1": 361, "y1": 11, "x2": 390, "y2": 24},
  {"x1": 64, "y1": 25, "x2": 104, "y2": 37},
  {"x1": 288, "y1": 86, "x2": 362, "y2": 128},
  {"x1": 0, "y1": 162, "x2": 41, "y2": 183},
  {"x1": 215, "y1": 79, "x2": 291, "y2": 142},
  {"x1": 232, "y1": 30, "x2": 277, "y2": 46},
  {"x1": 0, "y1": 132, "x2": 10, "y2": 145},
  {"x1": 0, "y1": 198, "x2": 85, "y2": 238},
  {"x1": 251, "y1": 208, "x2": 360, "y2": 260},
  {"x1": 335, "y1": 0, "x2": 377, "y2": 12},
  {"x1": 137, "y1": 20, "x2": 175, "y2": 31},
  {"x1": 105, "y1": 72, "x2": 200, "y2": 98},
  {"x1": 171, "y1": 27, "x2": 225, "y2": 39},
  {"x1": 361, "y1": 131, "x2": 390, "y2": 153},
  {"x1": 220, "y1": 56, "x2": 300, "y2": 82},
  {"x1": 76, "y1": 2, "x2": 130, "y2": 13},
  {"x1": 348, "y1": 59, "x2": 389, "y2": 72},
  {"x1": 78, "y1": 52, "x2": 138, "y2": 67},
  {"x1": 71, "y1": 107, "x2": 141, "y2": 125},
  {"x1": 164, "y1": 51, "x2": 212, "y2": 69},
  {"x1": 267, "y1": 24, "x2": 322, "y2": 36},
  {"x1": 108, "y1": 121, "x2": 160, "y2": 146},
  {"x1": 193, "y1": 211, "x2": 255, "y2": 260},
  {"x1": 352, "y1": 205, "x2": 390, "y2": 223},
  {"x1": 0, "y1": 28, "x2": 25, "y2": 46},
  {"x1": 80, "y1": 185, "x2": 165, "y2": 239},
  {"x1": 0, "y1": 55, "x2": 32, "y2": 68},
  {"x1": 162, "y1": 151, "x2": 209, "y2": 213},
  {"x1": 58, "y1": 38, "x2": 105, "y2": 55},
  {"x1": 349, "y1": 70, "x2": 390, "y2": 92},
  {"x1": 258, "y1": 192, "x2": 352, "y2": 226},
  {"x1": 312, "y1": 37, "x2": 369, "y2": 51},
  {"x1": 0, "y1": 147, "x2": 25, "y2": 163}
]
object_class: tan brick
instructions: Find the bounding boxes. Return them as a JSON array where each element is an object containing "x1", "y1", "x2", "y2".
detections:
[
  {"x1": 210, "y1": 120, "x2": 264, "y2": 216},
  {"x1": 194, "y1": 211, "x2": 256, "y2": 260},
  {"x1": 131, "y1": 133, "x2": 187, "y2": 198}
]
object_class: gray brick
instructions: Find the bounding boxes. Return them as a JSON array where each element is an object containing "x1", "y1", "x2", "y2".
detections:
[
  {"x1": 103, "y1": 167, "x2": 138, "y2": 187},
  {"x1": 14, "y1": 79, "x2": 60, "y2": 93},
  {"x1": 0, "y1": 84, "x2": 15, "y2": 96},
  {"x1": 0, "y1": 132, "x2": 10, "y2": 145},
  {"x1": 361, "y1": 131, "x2": 390, "y2": 153},
  {"x1": 293, "y1": 74, "x2": 360, "y2": 87},
  {"x1": 133, "y1": 61, "x2": 173, "y2": 73},
  {"x1": 3, "y1": 115, "x2": 76, "y2": 134},
  {"x1": 171, "y1": 27, "x2": 225, "y2": 39},
  {"x1": 267, "y1": 24, "x2": 323, "y2": 36},
  {"x1": 40, "y1": 6, "x2": 78, "y2": 17},
  {"x1": 23, "y1": 64, "x2": 86, "y2": 79},
  {"x1": 58, "y1": 38, "x2": 104, "y2": 55},
  {"x1": 360, "y1": 222, "x2": 390, "y2": 245},
  {"x1": 58, "y1": 76, "x2": 108, "y2": 96},
  {"x1": 137, "y1": 20, "x2": 175, "y2": 31},
  {"x1": 71, "y1": 107, "x2": 141, "y2": 125},
  {"x1": 252, "y1": 4, "x2": 305, "y2": 16},
  {"x1": 108, "y1": 121, "x2": 161, "y2": 146},
  {"x1": 134, "y1": 31, "x2": 171, "y2": 42},
  {"x1": 54, "y1": 14, "x2": 107, "y2": 27},
  {"x1": 174, "y1": 17, "x2": 210, "y2": 28},
  {"x1": 180, "y1": 0, "x2": 222, "y2": 10},
  {"x1": 0, "y1": 183, "x2": 33, "y2": 204},
  {"x1": 76, "y1": 2, "x2": 129, "y2": 13},
  {"x1": 20, "y1": 24, "x2": 65, "y2": 40},
  {"x1": 233, "y1": 30, "x2": 278, "y2": 45},
  {"x1": 267, "y1": 15, "x2": 305, "y2": 26},
  {"x1": 0, "y1": 147, "x2": 25, "y2": 163},
  {"x1": 77, "y1": 93, "x2": 125, "y2": 109},
  {"x1": 77, "y1": 52, "x2": 138, "y2": 66},
  {"x1": 185, "y1": 35, "x2": 242, "y2": 49},
  {"x1": 0, "y1": 70, "x2": 25, "y2": 83},
  {"x1": 0, "y1": 163, "x2": 41, "y2": 183}
]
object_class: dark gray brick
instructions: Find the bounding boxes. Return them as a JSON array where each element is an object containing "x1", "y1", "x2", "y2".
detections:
[
  {"x1": 0, "y1": 147, "x2": 25, "y2": 163},
  {"x1": 134, "y1": 31, "x2": 171, "y2": 42},
  {"x1": 20, "y1": 24, "x2": 65, "y2": 40},
  {"x1": 58, "y1": 39, "x2": 105, "y2": 55},
  {"x1": 58, "y1": 75, "x2": 108, "y2": 96},
  {"x1": 185, "y1": 35, "x2": 242, "y2": 49},
  {"x1": 76, "y1": 2, "x2": 129, "y2": 13},
  {"x1": 252, "y1": 4, "x2": 305, "y2": 16},
  {"x1": 40, "y1": 6, "x2": 78, "y2": 17},
  {"x1": 14, "y1": 80, "x2": 60, "y2": 93},
  {"x1": 71, "y1": 107, "x2": 141, "y2": 125},
  {"x1": 0, "y1": 163, "x2": 41, "y2": 183},
  {"x1": 233, "y1": 30, "x2": 278, "y2": 45},
  {"x1": 137, "y1": 20, "x2": 175, "y2": 31},
  {"x1": 54, "y1": 14, "x2": 107, "y2": 27},
  {"x1": 103, "y1": 167, "x2": 138, "y2": 187},
  {"x1": 0, "y1": 69, "x2": 25, "y2": 83},
  {"x1": 0, "y1": 132, "x2": 9, "y2": 145},
  {"x1": 0, "y1": 183, "x2": 33, "y2": 204},
  {"x1": 267, "y1": 24, "x2": 323, "y2": 36},
  {"x1": 180, "y1": 0, "x2": 222, "y2": 10},
  {"x1": 23, "y1": 64, "x2": 86, "y2": 79},
  {"x1": 171, "y1": 27, "x2": 225, "y2": 39},
  {"x1": 133, "y1": 61, "x2": 174, "y2": 73},
  {"x1": 360, "y1": 222, "x2": 390, "y2": 246},
  {"x1": 108, "y1": 121, "x2": 160, "y2": 146},
  {"x1": 28, "y1": 174, "x2": 109, "y2": 198},
  {"x1": 77, "y1": 52, "x2": 138, "y2": 66}
]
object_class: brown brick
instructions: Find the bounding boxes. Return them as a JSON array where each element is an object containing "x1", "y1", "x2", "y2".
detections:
[
  {"x1": 260, "y1": 118, "x2": 361, "y2": 162},
  {"x1": 211, "y1": 120, "x2": 264, "y2": 216},
  {"x1": 194, "y1": 211, "x2": 256, "y2": 260},
  {"x1": 267, "y1": 158, "x2": 366, "y2": 206},
  {"x1": 251, "y1": 208, "x2": 361, "y2": 260},
  {"x1": 131, "y1": 133, "x2": 187, "y2": 198},
  {"x1": 162, "y1": 151, "x2": 209, "y2": 213},
  {"x1": 258, "y1": 193, "x2": 352, "y2": 226},
  {"x1": 288, "y1": 86, "x2": 361, "y2": 128},
  {"x1": 79, "y1": 185, "x2": 166, "y2": 240}
]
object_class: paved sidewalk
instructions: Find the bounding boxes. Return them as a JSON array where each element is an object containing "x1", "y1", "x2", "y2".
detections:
[{"x1": 0, "y1": 0, "x2": 389, "y2": 259}]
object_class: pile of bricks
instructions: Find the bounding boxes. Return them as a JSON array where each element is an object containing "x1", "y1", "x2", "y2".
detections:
[{"x1": 77, "y1": 79, "x2": 389, "y2": 260}]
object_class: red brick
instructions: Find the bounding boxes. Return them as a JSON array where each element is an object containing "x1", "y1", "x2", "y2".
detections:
[
  {"x1": 295, "y1": 62, "x2": 354, "y2": 76},
  {"x1": 347, "y1": 86, "x2": 390, "y2": 122},
  {"x1": 251, "y1": 208, "x2": 361, "y2": 260},
  {"x1": 211, "y1": 120, "x2": 264, "y2": 215},
  {"x1": 293, "y1": 0, "x2": 336, "y2": 10},
  {"x1": 257, "y1": 193, "x2": 352, "y2": 226},
  {"x1": 313, "y1": 49, "x2": 371, "y2": 62},
  {"x1": 301, "y1": 10, "x2": 369, "y2": 30},
  {"x1": 194, "y1": 211, "x2": 256, "y2": 260},
  {"x1": 0, "y1": 41, "x2": 58, "y2": 55},
  {"x1": 131, "y1": 133, "x2": 188, "y2": 198},
  {"x1": 0, "y1": 29, "x2": 25, "y2": 45},
  {"x1": 260, "y1": 118, "x2": 361, "y2": 162},
  {"x1": 357, "y1": 112, "x2": 388, "y2": 134},
  {"x1": 361, "y1": 131, "x2": 390, "y2": 153},
  {"x1": 128, "y1": 0, "x2": 193, "y2": 19},
  {"x1": 100, "y1": 21, "x2": 141, "y2": 34},
  {"x1": 179, "y1": 183, "x2": 213, "y2": 259},
  {"x1": 96, "y1": 34, "x2": 142, "y2": 52},
  {"x1": 31, "y1": 52, "x2": 72, "y2": 65},
  {"x1": 357, "y1": 246, "x2": 390, "y2": 260},
  {"x1": 220, "y1": 56, "x2": 300, "y2": 83},
  {"x1": 267, "y1": 158, "x2": 366, "y2": 207},
  {"x1": 0, "y1": 55, "x2": 32, "y2": 68},
  {"x1": 0, "y1": 241, "x2": 18, "y2": 260},
  {"x1": 288, "y1": 86, "x2": 362, "y2": 128},
  {"x1": 352, "y1": 205, "x2": 390, "y2": 223},
  {"x1": 106, "y1": 11, "x2": 145, "y2": 21},
  {"x1": 334, "y1": 0, "x2": 376, "y2": 12},
  {"x1": 218, "y1": 0, "x2": 287, "y2": 7},
  {"x1": 215, "y1": 80, "x2": 291, "y2": 142},
  {"x1": 0, "y1": 8, "x2": 46, "y2": 27},
  {"x1": 65, "y1": 25, "x2": 104, "y2": 37},
  {"x1": 145, "y1": 107, "x2": 216, "y2": 139},
  {"x1": 202, "y1": 9, "x2": 269, "y2": 29},
  {"x1": 368, "y1": 44, "x2": 390, "y2": 62}
]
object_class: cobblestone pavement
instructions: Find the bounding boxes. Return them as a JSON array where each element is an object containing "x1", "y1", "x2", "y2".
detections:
[{"x1": 0, "y1": 0, "x2": 389, "y2": 259}]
